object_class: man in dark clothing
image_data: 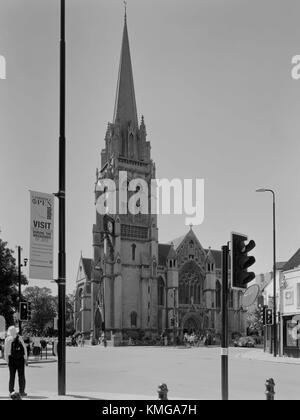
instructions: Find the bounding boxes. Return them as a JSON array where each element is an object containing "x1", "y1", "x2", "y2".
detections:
[{"x1": 4, "y1": 326, "x2": 28, "y2": 397}]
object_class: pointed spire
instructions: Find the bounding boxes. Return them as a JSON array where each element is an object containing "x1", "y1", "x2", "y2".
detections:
[{"x1": 113, "y1": 10, "x2": 138, "y2": 130}]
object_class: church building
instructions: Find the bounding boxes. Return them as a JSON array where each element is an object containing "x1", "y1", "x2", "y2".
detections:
[{"x1": 74, "y1": 13, "x2": 246, "y2": 343}]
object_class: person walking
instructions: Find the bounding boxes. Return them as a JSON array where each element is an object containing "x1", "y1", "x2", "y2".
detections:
[{"x1": 4, "y1": 326, "x2": 28, "y2": 398}]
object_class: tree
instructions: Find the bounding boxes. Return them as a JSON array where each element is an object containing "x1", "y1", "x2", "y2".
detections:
[
  {"x1": 22, "y1": 286, "x2": 57, "y2": 335},
  {"x1": 53, "y1": 293, "x2": 75, "y2": 336},
  {"x1": 247, "y1": 306, "x2": 264, "y2": 336},
  {"x1": 66, "y1": 293, "x2": 76, "y2": 336},
  {"x1": 0, "y1": 238, "x2": 27, "y2": 327}
]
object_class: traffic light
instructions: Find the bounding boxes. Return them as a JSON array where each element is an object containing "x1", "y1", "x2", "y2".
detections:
[
  {"x1": 259, "y1": 305, "x2": 267, "y2": 325},
  {"x1": 27, "y1": 302, "x2": 32, "y2": 320},
  {"x1": 170, "y1": 318, "x2": 174, "y2": 327},
  {"x1": 266, "y1": 308, "x2": 273, "y2": 325},
  {"x1": 231, "y1": 232, "x2": 256, "y2": 289},
  {"x1": 19, "y1": 302, "x2": 28, "y2": 321}
]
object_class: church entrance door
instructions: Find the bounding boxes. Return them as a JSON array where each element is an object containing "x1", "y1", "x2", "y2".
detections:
[{"x1": 183, "y1": 315, "x2": 201, "y2": 334}]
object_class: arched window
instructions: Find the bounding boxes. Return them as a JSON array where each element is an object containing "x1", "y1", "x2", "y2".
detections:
[
  {"x1": 189, "y1": 240, "x2": 194, "y2": 249},
  {"x1": 179, "y1": 283, "x2": 184, "y2": 304},
  {"x1": 130, "y1": 311, "x2": 137, "y2": 328},
  {"x1": 131, "y1": 244, "x2": 136, "y2": 261},
  {"x1": 197, "y1": 284, "x2": 201, "y2": 304},
  {"x1": 157, "y1": 278, "x2": 164, "y2": 306},
  {"x1": 78, "y1": 289, "x2": 83, "y2": 310},
  {"x1": 216, "y1": 281, "x2": 221, "y2": 308}
]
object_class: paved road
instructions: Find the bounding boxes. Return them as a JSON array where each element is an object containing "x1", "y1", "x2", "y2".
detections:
[{"x1": 0, "y1": 346, "x2": 299, "y2": 400}]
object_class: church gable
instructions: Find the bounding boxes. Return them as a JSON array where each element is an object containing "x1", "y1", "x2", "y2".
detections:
[
  {"x1": 76, "y1": 256, "x2": 92, "y2": 287},
  {"x1": 173, "y1": 229, "x2": 207, "y2": 269}
]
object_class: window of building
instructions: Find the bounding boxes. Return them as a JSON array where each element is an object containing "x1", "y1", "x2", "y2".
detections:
[
  {"x1": 78, "y1": 289, "x2": 83, "y2": 310},
  {"x1": 297, "y1": 284, "x2": 300, "y2": 308},
  {"x1": 130, "y1": 311, "x2": 137, "y2": 328},
  {"x1": 189, "y1": 240, "x2": 194, "y2": 249},
  {"x1": 131, "y1": 244, "x2": 136, "y2": 261},
  {"x1": 158, "y1": 278, "x2": 164, "y2": 306},
  {"x1": 216, "y1": 281, "x2": 221, "y2": 308}
]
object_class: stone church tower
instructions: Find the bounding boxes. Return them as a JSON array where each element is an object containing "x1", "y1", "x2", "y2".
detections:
[{"x1": 90, "y1": 13, "x2": 161, "y2": 342}]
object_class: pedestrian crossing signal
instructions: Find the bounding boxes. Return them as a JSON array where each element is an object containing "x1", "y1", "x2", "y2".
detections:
[
  {"x1": 266, "y1": 308, "x2": 273, "y2": 325},
  {"x1": 19, "y1": 302, "x2": 28, "y2": 321}
]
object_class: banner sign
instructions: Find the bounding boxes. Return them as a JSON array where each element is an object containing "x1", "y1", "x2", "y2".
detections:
[{"x1": 29, "y1": 191, "x2": 54, "y2": 280}]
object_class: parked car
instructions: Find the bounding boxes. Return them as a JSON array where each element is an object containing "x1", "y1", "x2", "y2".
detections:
[{"x1": 234, "y1": 336, "x2": 255, "y2": 348}]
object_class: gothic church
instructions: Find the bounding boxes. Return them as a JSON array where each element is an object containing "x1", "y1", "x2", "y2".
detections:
[{"x1": 74, "y1": 14, "x2": 246, "y2": 343}]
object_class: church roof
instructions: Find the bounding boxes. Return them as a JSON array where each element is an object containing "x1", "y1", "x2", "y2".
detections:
[
  {"x1": 158, "y1": 244, "x2": 172, "y2": 266},
  {"x1": 205, "y1": 249, "x2": 222, "y2": 268},
  {"x1": 283, "y1": 249, "x2": 300, "y2": 272},
  {"x1": 170, "y1": 235, "x2": 186, "y2": 251},
  {"x1": 82, "y1": 258, "x2": 92, "y2": 281},
  {"x1": 113, "y1": 14, "x2": 138, "y2": 129}
]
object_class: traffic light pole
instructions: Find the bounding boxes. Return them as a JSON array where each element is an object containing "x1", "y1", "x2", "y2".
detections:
[
  {"x1": 18, "y1": 246, "x2": 22, "y2": 335},
  {"x1": 221, "y1": 245, "x2": 229, "y2": 400},
  {"x1": 272, "y1": 192, "x2": 277, "y2": 357},
  {"x1": 56, "y1": 0, "x2": 66, "y2": 396}
]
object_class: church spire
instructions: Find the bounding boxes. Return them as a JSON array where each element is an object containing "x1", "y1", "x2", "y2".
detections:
[{"x1": 113, "y1": 8, "x2": 138, "y2": 130}]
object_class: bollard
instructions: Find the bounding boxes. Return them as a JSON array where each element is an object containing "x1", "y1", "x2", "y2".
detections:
[
  {"x1": 265, "y1": 378, "x2": 275, "y2": 400},
  {"x1": 157, "y1": 383, "x2": 168, "y2": 400}
]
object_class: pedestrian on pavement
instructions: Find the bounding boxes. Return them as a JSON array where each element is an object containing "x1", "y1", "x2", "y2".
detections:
[
  {"x1": 4, "y1": 326, "x2": 28, "y2": 398},
  {"x1": 81, "y1": 336, "x2": 85, "y2": 347},
  {"x1": 32, "y1": 336, "x2": 41, "y2": 360}
]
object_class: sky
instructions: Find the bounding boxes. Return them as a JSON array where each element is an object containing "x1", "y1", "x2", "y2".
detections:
[{"x1": 0, "y1": 0, "x2": 300, "y2": 294}]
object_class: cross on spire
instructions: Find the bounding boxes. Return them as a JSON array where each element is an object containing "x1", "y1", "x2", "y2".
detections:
[{"x1": 124, "y1": 0, "x2": 127, "y2": 20}]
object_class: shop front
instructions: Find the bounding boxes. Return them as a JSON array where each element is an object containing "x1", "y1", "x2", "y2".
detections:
[{"x1": 282, "y1": 315, "x2": 300, "y2": 358}]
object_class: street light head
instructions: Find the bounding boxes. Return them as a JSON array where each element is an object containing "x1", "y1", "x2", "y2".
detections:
[{"x1": 256, "y1": 188, "x2": 267, "y2": 193}]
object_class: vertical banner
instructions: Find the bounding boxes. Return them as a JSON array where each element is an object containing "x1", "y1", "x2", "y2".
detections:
[{"x1": 29, "y1": 191, "x2": 54, "y2": 280}]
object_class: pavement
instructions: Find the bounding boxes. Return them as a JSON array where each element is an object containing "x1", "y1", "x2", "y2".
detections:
[
  {"x1": 0, "y1": 356, "x2": 57, "y2": 366},
  {"x1": 0, "y1": 391, "x2": 158, "y2": 400},
  {"x1": 237, "y1": 349, "x2": 300, "y2": 364},
  {"x1": 1, "y1": 346, "x2": 300, "y2": 400}
]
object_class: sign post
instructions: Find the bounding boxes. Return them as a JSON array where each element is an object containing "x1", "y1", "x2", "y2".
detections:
[{"x1": 29, "y1": 191, "x2": 54, "y2": 281}]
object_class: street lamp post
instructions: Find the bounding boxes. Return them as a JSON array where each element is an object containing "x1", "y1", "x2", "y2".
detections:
[
  {"x1": 55, "y1": 0, "x2": 66, "y2": 396},
  {"x1": 256, "y1": 188, "x2": 277, "y2": 357}
]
